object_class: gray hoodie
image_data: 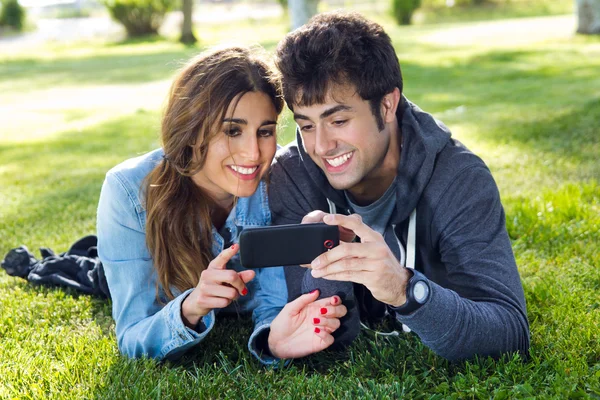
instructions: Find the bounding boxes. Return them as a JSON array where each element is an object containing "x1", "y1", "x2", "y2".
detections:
[{"x1": 268, "y1": 98, "x2": 530, "y2": 361}]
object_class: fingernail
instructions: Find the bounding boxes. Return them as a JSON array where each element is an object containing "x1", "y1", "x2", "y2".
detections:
[
  {"x1": 241, "y1": 288, "x2": 248, "y2": 296},
  {"x1": 314, "y1": 327, "x2": 321, "y2": 333},
  {"x1": 311, "y1": 258, "x2": 320, "y2": 269},
  {"x1": 320, "y1": 307, "x2": 327, "y2": 315},
  {"x1": 309, "y1": 289, "x2": 319, "y2": 295},
  {"x1": 332, "y1": 297, "x2": 338, "y2": 304},
  {"x1": 313, "y1": 318, "x2": 320, "y2": 324},
  {"x1": 230, "y1": 244, "x2": 238, "y2": 251}
]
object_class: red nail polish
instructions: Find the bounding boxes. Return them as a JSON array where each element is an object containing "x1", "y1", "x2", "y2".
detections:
[
  {"x1": 310, "y1": 289, "x2": 319, "y2": 294},
  {"x1": 314, "y1": 327, "x2": 320, "y2": 333},
  {"x1": 241, "y1": 288, "x2": 248, "y2": 296},
  {"x1": 313, "y1": 318, "x2": 320, "y2": 324},
  {"x1": 320, "y1": 307, "x2": 327, "y2": 315},
  {"x1": 332, "y1": 297, "x2": 338, "y2": 304},
  {"x1": 230, "y1": 244, "x2": 238, "y2": 250}
]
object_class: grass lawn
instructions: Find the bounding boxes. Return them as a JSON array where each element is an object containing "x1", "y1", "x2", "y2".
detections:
[{"x1": 1, "y1": 11, "x2": 599, "y2": 399}]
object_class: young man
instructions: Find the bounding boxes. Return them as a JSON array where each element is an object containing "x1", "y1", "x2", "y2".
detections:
[{"x1": 269, "y1": 11, "x2": 530, "y2": 361}]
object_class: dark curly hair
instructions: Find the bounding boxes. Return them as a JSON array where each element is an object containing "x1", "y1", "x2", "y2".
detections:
[{"x1": 275, "y1": 11, "x2": 403, "y2": 130}]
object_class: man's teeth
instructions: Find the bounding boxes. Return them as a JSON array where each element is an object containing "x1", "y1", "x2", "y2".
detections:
[
  {"x1": 325, "y1": 152, "x2": 352, "y2": 167},
  {"x1": 230, "y1": 165, "x2": 258, "y2": 175}
]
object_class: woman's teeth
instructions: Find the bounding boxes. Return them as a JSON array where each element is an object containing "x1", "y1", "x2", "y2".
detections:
[{"x1": 230, "y1": 165, "x2": 258, "y2": 175}]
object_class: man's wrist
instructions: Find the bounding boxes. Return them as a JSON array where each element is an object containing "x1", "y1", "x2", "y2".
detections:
[
  {"x1": 389, "y1": 269, "x2": 431, "y2": 315},
  {"x1": 389, "y1": 268, "x2": 414, "y2": 307}
]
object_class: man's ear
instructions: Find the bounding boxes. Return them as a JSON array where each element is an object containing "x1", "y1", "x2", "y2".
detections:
[{"x1": 381, "y1": 87, "x2": 401, "y2": 124}]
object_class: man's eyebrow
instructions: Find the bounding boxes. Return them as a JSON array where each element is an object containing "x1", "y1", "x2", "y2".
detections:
[{"x1": 293, "y1": 105, "x2": 353, "y2": 121}]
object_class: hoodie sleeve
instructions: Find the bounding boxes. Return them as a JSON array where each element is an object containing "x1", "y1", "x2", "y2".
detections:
[{"x1": 393, "y1": 165, "x2": 530, "y2": 361}]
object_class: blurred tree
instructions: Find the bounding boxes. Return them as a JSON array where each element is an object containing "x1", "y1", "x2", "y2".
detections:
[
  {"x1": 392, "y1": 0, "x2": 421, "y2": 24},
  {"x1": 0, "y1": 0, "x2": 26, "y2": 31},
  {"x1": 180, "y1": 0, "x2": 196, "y2": 44},
  {"x1": 102, "y1": 0, "x2": 174, "y2": 37},
  {"x1": 576, "y1": 0, "x2": 600, "y2": 34},
  {"x1": 289, "y1": 0, "x2": 318, "y2": 30}
]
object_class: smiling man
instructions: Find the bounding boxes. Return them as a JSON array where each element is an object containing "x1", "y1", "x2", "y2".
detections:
[{"x1": 269, "y1": 11, "x2": 530, "y2": 361}]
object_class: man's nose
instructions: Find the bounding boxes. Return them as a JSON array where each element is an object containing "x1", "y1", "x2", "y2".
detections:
[{"x1": 314, "y1": 126, "x2": 336, "y2": 157}]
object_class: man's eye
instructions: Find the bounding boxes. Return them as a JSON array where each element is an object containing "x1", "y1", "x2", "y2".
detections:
[{"x1": 333, "y1": 120, "x2": 347, "y2": 126}]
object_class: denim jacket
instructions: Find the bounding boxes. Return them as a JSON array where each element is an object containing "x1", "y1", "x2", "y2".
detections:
[{"x1": 96, "y1": 148, "x2": 287, "y2": 364}]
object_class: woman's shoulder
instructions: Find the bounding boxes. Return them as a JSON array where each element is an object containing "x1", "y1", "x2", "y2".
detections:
[
  {"x1": 235, "y1": 180, "x2": 271, "y2": 226},
  {"x1": 106, "y1": 148, "x2": 164, "y2": 191}
]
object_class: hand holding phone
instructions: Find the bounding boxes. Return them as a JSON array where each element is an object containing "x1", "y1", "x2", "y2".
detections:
[{"x1": 239, "y1": 223, "x2": 340, "y2": 268}]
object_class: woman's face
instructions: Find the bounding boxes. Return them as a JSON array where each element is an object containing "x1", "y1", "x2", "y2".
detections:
[{"x1": 192, "y1": 91, "x2": 278, "y2": 207}]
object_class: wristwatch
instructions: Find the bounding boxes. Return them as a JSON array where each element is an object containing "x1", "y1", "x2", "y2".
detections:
[{"x1": 390, "y1": 269, "x2": 431, "y2": 315}]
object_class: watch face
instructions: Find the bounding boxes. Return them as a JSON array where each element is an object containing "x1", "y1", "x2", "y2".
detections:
[{"x1": 413, "y1": 281, "x2": 429, "y2": 304}]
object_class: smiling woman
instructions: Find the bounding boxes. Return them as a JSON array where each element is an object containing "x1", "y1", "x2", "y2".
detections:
[{"x1": 95, "y1": 45, "x2": 348, "y2": 364}]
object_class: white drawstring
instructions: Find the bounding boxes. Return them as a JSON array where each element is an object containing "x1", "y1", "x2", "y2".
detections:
[
  {"x1": 326, "y1": 198, "x2": 417, "y2": 336},
  {"x1": 400, "y1": 209, "x2": 417, "y2": 333}
]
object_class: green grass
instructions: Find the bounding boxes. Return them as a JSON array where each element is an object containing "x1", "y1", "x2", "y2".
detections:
[{"x1": 1, "y1": 12, "x2": 599, "y2": 400}]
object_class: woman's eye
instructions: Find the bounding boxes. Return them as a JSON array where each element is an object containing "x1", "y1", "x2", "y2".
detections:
[
  {"x1": 258, "y1": 129, "x2": 275, "y2": 137},
  {"x1": 224, "y1": 128, "x2": 242, "y2": 137},
  {"x1": 300, "y1": 125, "x2": 314, "y2": 132}
]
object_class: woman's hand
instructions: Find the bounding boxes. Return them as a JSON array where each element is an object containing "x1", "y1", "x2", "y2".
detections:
[
  {"x1": 267, "y1": 290, "x2": 347, "y2": 359},
  {"x1": 181, "y1": 244, "x2": 255, "y2": 328}
]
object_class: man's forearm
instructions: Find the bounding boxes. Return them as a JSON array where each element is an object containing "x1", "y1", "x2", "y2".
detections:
[{"x1": 393, "y1": 281, "x2": 530, "y2": 361}]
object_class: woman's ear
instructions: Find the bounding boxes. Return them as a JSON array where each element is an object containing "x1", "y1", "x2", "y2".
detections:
[{"x1": 381, "y1": 87, "x2": 401, "y2": 124}]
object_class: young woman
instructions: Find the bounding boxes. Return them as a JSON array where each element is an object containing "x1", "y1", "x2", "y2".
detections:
[{"x1": 96, "y1": 46, "x2": 347, "y2": 364}]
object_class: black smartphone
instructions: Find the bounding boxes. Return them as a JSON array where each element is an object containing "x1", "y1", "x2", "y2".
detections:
[{"x1": 239, "y1": 223, "x2": 340, "y2": 268}]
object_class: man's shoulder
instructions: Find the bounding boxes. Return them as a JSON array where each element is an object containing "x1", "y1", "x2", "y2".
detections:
[
  {"x1": 271, "y1": 141, "x2": 310, "y2": 180},
  {"x1": 435, "y1": 138, "x2": 489, "y2": 176},
  {"x1": 273, "y1": 140, "x2": 302, "y2": 165}
]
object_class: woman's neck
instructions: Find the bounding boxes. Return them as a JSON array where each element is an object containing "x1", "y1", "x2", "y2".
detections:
[{"x1": 210, "y1": 200, "x2": 234, "y2": 231}]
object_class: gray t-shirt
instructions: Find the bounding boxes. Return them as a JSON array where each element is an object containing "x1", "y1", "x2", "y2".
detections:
[{"x1": 344, "y1": 178, "x2": 403, "y2": 265}]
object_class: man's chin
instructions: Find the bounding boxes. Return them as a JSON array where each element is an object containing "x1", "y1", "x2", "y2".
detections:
[{"x1": 325, "y1": 173, "x2": 360, "y2": 192}]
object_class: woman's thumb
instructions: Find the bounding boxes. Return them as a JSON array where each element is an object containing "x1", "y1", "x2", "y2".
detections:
[{"x1": 286, "y1": 289, "x2": 320, "y2": 315}]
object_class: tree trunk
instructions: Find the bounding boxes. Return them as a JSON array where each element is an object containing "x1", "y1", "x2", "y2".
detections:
[
  {"x1": 576, "y1": 0, "x2": 600, "y2": 34},
  {"x1": 180, "y1": 0, "x2": 197, "y2": 44},
  {"x1": 289, "y1": 0, "x2": 319, "y2": 30}
]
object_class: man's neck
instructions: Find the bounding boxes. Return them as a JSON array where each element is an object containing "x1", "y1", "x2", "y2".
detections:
[{"x1": 347, "y1": 124, "x2": 401, "y2": 206}]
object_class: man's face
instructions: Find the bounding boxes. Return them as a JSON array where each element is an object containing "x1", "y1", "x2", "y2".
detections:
[{"x1": 293, "y1": 85, "x2": 396, "y2": 193}]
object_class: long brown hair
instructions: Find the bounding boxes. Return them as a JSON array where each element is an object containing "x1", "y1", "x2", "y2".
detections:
[{"x1": 144, "y1": 46, "x2": 283, "y2": 301}]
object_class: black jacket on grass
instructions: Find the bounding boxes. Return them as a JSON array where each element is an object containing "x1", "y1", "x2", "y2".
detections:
[{"x1": 268, "y1": 98, "x2": 530, "y2": 361}]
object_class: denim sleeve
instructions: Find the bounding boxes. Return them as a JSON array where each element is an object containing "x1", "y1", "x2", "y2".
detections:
[
  {"x1": 97, "y1": 172, "x2": 215, "y2": 361},
  {"x1": 247, "y1": 265, "x2": 289, "y2": 366}
]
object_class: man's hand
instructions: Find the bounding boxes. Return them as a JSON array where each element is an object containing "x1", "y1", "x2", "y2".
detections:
[
  {"x1": 268, "y1": 290, "x2": 347, "y2": 359},
  {"x1": 302, "y1": 210, "x2": 356, "y2": 242},
  {"x1": 309, "y1": 213, "x2": 412, "y2": 307}
]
